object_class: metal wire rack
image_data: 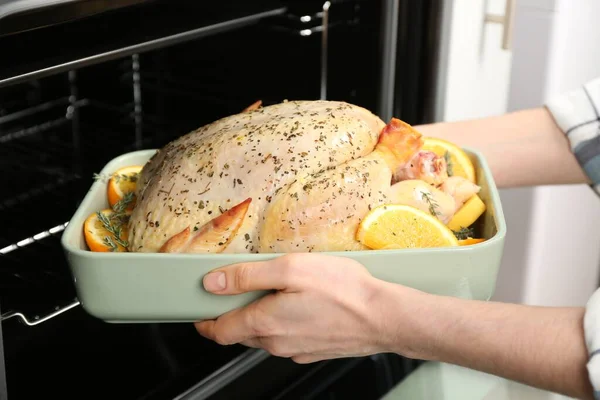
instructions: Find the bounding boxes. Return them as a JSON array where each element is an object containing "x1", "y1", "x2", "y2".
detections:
[{"x1": 0, "y1": 63, "x2": 141, "y2": 326}]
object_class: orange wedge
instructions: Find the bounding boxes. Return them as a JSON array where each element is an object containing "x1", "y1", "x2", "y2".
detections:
[
  {"x1": 83, "y1": 209, "x2": 131, "y2": 252},
  {"x1": 356, "y1": 204, "x2": 459, "y2": 250},
  {"x1": 458, "y1": 238, "x2": 486, "y2": 246},
  {"x1": 107, "y1": 165, "x2": 143, "y2": 209},
  {"x1": 447, "y1": 194, "x2": 486, "y2": 231},
  {"x1": 422, "y1": 137, "x2": 476, "y2": 182}
]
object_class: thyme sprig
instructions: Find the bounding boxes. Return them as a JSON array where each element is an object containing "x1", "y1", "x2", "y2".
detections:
[
  {"x1": 93, "y1": 171, "x2": 139, "y2": 184},
  {"x1": 97, "y1": 210, "x2": 129, "y2": 250},
  {"x1": 112, "y1": 192, "x2": 134, "y2": 214},
  {"x1": 103, "y1": 192, "x2": 135, "y2": 251},
  {"x1": 420, "y1": 191, "x2": 440, "y2": 217},
  {"x1": 92, "y1": 171, "x2": 136, "y2": 251},
  {"x1": 93, "y1": 172, "x2": 111, "y2": 183},
  {"x1": 452, "y1": 226, "x2": 473, "y2": 240},
  {"x1": 102, "y1": 236, "x2": 120, "y2": 252}
]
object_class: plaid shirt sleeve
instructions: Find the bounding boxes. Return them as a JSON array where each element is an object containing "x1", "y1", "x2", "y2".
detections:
[
  {"x1": 545, "y1": 76, "x2": 600, "y2": 196},
  {"x1": 546, "y1": 76, "x2": 600, "y2": 399}
]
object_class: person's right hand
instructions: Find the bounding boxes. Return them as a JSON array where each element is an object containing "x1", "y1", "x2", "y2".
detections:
[{"x1": 194, "y1": 253, "x2": 426, "y2": 363}]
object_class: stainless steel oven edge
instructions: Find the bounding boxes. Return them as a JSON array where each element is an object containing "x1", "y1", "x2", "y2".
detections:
[{"x1": 174, "y1": 349, "x2": 270, "y2": 400}]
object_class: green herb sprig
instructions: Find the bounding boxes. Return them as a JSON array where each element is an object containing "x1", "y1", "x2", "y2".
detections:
[
  {"x1": 421, "y1": 191, "x2": 440, "y2": 217},
  {"x1": 97, "y1": 210, "x2": 129, "y2": 250},
  {"x1": 452, "y1": 226, "x2": 474, "y2": 240},
  {"x1": 112, "y1": 192, "x2": 134, "y2": 214}
]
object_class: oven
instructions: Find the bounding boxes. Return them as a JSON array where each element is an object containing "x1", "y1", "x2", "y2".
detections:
[{"x1": 0, "y1": 0, "x2": 443, "y2": 398}]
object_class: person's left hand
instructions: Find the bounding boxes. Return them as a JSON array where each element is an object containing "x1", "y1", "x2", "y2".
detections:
[{"x1": 194, "y1": 253, "x2": 394, "y2": 364}]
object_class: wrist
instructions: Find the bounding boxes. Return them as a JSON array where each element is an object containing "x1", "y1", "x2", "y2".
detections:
[{"x1": 368, "y1": 279, "x2": 453, "y2": 360}]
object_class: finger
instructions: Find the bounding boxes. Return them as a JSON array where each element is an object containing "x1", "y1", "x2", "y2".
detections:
[
  {"x1": 292, "y1": 354, "x2": 338, "y2": 364},
  {"x1": 240, "y1": 338, "x2": 264, "y2": 349},
  {"x1": 291, "y1": 354, "x2": 322, "y2": 364},
  {"x1": 194, "y1": 320, "x2": 216, "y2": 340},
  {"x1": 203, "y1": 256, "x2": 297, "y2": 295},
  {"x1": 194, "y1": 304, "x2": 259, "y2": 345}
]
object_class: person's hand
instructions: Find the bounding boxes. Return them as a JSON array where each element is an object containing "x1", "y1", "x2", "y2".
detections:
[{"x1": 194, "y1": 253, "x2": 397, "y2": 364}]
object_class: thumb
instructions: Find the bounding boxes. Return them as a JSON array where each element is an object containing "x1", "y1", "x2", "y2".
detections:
[{"x1": 202, "y1": 258, "x2": 292, "y2": 295}]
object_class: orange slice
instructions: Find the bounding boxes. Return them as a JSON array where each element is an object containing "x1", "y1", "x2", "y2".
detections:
[
  {"x1": 458, "y1": 238, "x2": 486, "y2": 246},
  {"x1": 83, "y1": 209, "x2": 131, "y2": 252},
  {"x1": 447, "y1": 194, "x2": 486, "y2": 232},
  {"x1": 107, "y1": 165, "x2": 143, "y2": 210},
  {"x1": 422, "y1": 137, "x2": 476, "y2": 182},
  {"x1": 356, "y1": 204, "x2": 459, "y2": 250}
]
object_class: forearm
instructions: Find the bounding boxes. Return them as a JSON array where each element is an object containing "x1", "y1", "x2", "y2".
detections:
[
  {"x1": 380, "y1": 284, "x2": 594, "y2": 399},
  {"x1": 413, "y1": 107, "x2": 590, "y2": 188}
]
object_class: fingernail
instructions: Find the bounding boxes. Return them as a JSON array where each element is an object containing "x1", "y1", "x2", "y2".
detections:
[{"x1": 204, "y1": 272, "x2": 226, "y2": 292}]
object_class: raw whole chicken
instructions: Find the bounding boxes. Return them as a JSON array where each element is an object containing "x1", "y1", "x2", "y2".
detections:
[{"x1": 127, "y1": 100, "x2": 479, "y2": 254}]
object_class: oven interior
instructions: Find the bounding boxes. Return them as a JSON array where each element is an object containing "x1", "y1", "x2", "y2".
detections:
[{"x1": 0, "y1": 0, "x2": 442, "y2": 398}]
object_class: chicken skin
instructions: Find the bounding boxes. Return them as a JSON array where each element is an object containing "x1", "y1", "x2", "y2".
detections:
[{"x1": 127, "y1": 100, "x2": 477, "y2": 254}]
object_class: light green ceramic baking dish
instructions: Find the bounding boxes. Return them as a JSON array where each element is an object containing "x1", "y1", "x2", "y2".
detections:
[{"x1": 61, "y1": 147, "x2": 506, "y2": 323}]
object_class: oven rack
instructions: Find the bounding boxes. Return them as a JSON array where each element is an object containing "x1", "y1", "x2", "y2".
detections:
[
  {"x1": 0, "y1": 220, "x2": 82, "y2": 326},
  {"x1": 0, "y1": 151, "x2": 152, "y2": 324},
  {"x1": 0, "y1": 52, "x2": 207, "y2": 327},
  {"x1": 0, "y1": 98, "x2": 142, "y2": 244},
  {"x1": 131, "y1": 1, "x2": 336, "y2": 106},
  {"x1": 0, "y1": 78, "x2": 146, "y2": 325},
  {"x1": 1, "y1": 298, "x2": 80, "y2": 326},
  {"x1": 0, "y1": 222, "x2": 68, "y2": 256},
  {"x1": 0, "y1": 75, "x2": 208, "y2": 328},
  {"x1": 0, "y1": 2, "x2": 289, "y2": 88},
  {"x1": 0, "y1": 0, "x2": 357, "y2": 90}
]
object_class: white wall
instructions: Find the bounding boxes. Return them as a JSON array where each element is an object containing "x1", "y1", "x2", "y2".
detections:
[
  {"x1": 495, "y1": 0, "x2": 600, "y2": 307},
  {"x1": 489, "y1": 0, "x2": 554, "y2": 305}
]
